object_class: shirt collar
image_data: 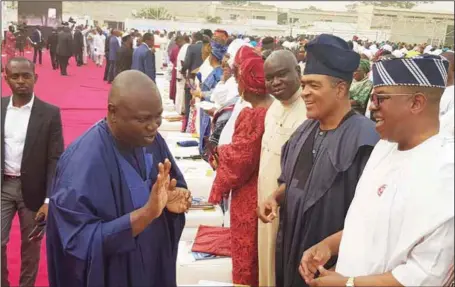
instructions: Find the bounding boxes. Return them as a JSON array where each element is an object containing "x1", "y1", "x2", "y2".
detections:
[
  {"x1": 281, "y1": 87, "x2": 302, "y2": 107},
  {"x1": 8, "y1": 94, "x2": 35, "y2": 109}
]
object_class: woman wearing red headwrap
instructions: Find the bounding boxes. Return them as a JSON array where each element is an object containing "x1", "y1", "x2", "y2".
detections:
[{"x1": 209, "y1": 46, "x2": 274, "y2": 286}]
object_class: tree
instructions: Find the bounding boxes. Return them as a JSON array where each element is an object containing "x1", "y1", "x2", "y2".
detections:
[
  {"x1": 223, "y1": 0, "x2": 248, "y2": 6},
  {"x1": 132, "y1": 7, "x2": 173, "y2": 20},
  {"x1": 206, "y1": 16, "x2": 222, "y2": 24},
  {"x1": 306, "y1": 5, "x2": 322, "y2": 11},
  {"x1": 359, "y1": 1, "x2": 433, "y2": 9}
]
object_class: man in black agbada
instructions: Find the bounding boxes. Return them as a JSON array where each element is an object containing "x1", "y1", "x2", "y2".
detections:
[
  {"x1": 258, "y1": 34, "x2": 380, "y2": 287},
  {"x1": 73, "y1": 25, "x2": 84, "y2": 66},
  {"x1": 56, "y1": 23, "x2": 73, "y2": 76}
]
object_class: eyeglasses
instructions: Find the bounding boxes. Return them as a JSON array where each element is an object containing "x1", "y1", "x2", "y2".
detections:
[{"x1": 370, "y1": 93, "x2": 415, "y2": 107}]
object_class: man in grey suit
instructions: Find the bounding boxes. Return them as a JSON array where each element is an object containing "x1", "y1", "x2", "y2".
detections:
[
  {"x1": 56, "y1": 23, "x2": 73, "y2": 76},
  {"x1": 131, "y1": 33, "x2": 156, "y2": 83},
  {"x1": 181, "y1": 32, "x2": 203, "y2": 78},
  {"x1": 181, "y1": 32, "x2": 204, "y2": 130},
  {"x1": 2, "y1": 57, "x2": 64, "y2": 287}
]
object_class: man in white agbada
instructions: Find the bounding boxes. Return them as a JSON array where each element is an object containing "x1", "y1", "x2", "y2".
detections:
[
  {"x1": 93, "y1": 28, "x2": 106, "y2": 67},
  {"x1": 440, "y1": 51, "x2": 454, "y2": 136},
  {"x1": 258, "y1": 50, "x2": 307, "y2": 287},
  {"x1": 175, "y1": 35, "x2": 191, "y2": 115},
  {"x1": 299, "y1": 54, "x2": 453, "y2": 287}
]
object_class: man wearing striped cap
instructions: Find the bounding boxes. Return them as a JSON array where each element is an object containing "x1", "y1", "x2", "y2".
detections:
[{"x1": 299, "y1": 54, "x2": 454, "y2": 287}]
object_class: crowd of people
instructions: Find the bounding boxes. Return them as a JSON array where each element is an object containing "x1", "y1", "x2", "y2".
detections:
[{"x1": 1, "y1": 20, "x2": 454, "y2": 287}]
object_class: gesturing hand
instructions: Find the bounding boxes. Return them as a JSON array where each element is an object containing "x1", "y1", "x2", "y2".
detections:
[
  {"x1": 146, "y1": 159, "x2": 176, "y2": 219},
  {"x1": 299, "y1": 242, "x2": 332, "y2": 284},
  {"x1": 167, "y1": 187, "x2": 192, "y2": 214}
]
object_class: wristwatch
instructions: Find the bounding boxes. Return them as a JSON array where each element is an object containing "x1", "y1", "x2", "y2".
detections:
[{"x1": 346, "y1": 277, "x2": 355, "y2": 287}]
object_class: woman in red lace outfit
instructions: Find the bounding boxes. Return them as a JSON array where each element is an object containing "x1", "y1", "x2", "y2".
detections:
[{"x1": 208, "y1": 46, "x2": 274, "y2": 286}]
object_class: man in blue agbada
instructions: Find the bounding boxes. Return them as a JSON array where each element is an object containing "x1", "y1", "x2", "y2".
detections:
[{"x1": 46, "y1": 70, "x2": 192, "y2": 287}]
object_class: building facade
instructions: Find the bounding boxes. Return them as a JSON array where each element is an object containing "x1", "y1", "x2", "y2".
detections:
[{"x1": 3, "y1": 1, "x2": 454, "y2": 46}]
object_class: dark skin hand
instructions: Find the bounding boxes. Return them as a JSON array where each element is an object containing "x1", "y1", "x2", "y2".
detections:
[{"x1": 257, "y1": 183, "x2": 286, "y2": 223}]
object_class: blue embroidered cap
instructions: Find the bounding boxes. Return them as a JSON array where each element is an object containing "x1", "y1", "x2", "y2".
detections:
[
  {"x1": 210, "y1": 40, "x2": 227, "y2": 61},
  {"x1": 372, "y1": 54, "x2": 449, "y2": 88},
  {"x1": 304, "y1": 34, "x2": 360, "y2": 82}
]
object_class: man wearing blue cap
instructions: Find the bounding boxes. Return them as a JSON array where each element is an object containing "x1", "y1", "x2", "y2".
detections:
[
  {"x1": 300, "y1": 54, "x2": 453, "y2": 287},
  {"x1": 258, "y1": 34, "x2": 380, "y2": 287}
]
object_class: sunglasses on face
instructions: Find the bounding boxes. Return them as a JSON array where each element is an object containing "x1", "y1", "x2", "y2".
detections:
[{"x1": 370, "y1": 93, "x2": 415, "y2": 107}]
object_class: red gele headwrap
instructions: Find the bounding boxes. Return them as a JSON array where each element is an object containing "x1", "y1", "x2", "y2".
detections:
[
  {"x1": 234, "y1": 46, "x2": 261, "y2": 68},
  {"x1": 236, "y1": 46, "x2": 266, "y2": 95},
  {"x1": 214, "y1": 29, "x2": 229, "y2": 41}
]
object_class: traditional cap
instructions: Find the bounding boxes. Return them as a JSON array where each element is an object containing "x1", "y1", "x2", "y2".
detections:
[
  {"x1": 372, "y1": 54, "x2": 449, "y2": 88},
  {"x1": 210, "y1": 40, "x2": 227, "y2": 61},
  {"x1": 304, "y1": 34, "x2": 360, "y2": 82}
]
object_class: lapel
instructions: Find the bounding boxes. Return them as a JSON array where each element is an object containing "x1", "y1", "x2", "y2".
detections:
[
  {"x1": 286, "y1": 120, "x2": 318, "y2": 183},
  {"x1": 1, "y1": 97, "x2": 10, "y2": 172},
  {"x1": 1, "y1": 96, "x2": 9, "y2": 130},
  {"x1": 22, "y1": 96, "x2": 45, "y2": 164}
]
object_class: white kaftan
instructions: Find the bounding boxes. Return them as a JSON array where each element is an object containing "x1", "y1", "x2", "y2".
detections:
[
  {"x1": 175, "y1": 43, "x2": 189, "y2": 114},
  {"x1": 336, "y1": 135, "x2": 454, "y2": 286},
  {"x1": 257, "y1": 91, "x2": 307, "y2": 287}
]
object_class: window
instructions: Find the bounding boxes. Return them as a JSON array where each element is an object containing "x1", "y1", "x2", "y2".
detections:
[
  {"x1": 374, "y1": 13, "x2": 397, "y2": 18},
  {"x1": 230, "y1": 14, "x2": 239, "y2": 20},
  {"x1": 404, "y1": 16, "x2": 426, "y2": 19},
  {"x1": 253, "y1": 15, "x2": 266, "y2": 20},
  {"x1": 290, "y1": 17, "x2": 299, "y2": 24},
  {"x1": 371, "y1": 25, "x2": 392, "y2": 29}
]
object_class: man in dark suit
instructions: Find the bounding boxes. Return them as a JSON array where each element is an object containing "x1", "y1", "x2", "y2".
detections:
[
  {"x1": 57, "y1": 23, "x2": 73, "y2": 76},
  {"x1": 47, "y1": 28, "x2": 59, "y2": 70},
  {"x1": 103, "y1": 28, "x2": 114, "y2": 81},
  {"x1": 1, "y1": 57, "x2": 64, "y2": 287},
  {"x1": 181, "y1": 32, "x2": 203, "y2": 78},
  {"x1": 30, "y1": 26, "x2": 44, "y2": 65},
  {"x1": 72, "y1": 26, "x2": 84, "y2": 66},
  {"x1": 115, "y1": 34, "x2": 134, "y2": 77},
  {"x1": 181, "y1": 32, "x2": 204, "y2": 129},
  {"x1": 107, "y1": 30, "x2": 121, "y2": 83},
  {"x1": 131, "y1": 32, "x2": 156, "y2": 82}
]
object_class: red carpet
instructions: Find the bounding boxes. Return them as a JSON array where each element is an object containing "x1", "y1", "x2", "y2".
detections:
[{"x1": 2, "y1": 51, "x2": 111, "y2": 286}]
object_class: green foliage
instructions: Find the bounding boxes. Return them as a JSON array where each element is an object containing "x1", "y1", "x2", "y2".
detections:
[
  {"x1": 206, "y1": 16, "x2": 222, "y2": 23},
  {"x1": 132, "y1": 7, "x2": 173, "y2": 20},
  {"x1": 222, "y1": 0, "x2": 248, "y2": 6},
  {"x1": 359, "y1": 1, "x2": 433, "y2": 9},
  {"x1": 303, "y1": 5, "x2": 322, "y2": 11}
]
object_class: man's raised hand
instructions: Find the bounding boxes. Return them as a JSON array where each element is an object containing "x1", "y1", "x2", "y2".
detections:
[{"x1": 146, "y1": 159, "x2": 176, "y2": 219}]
